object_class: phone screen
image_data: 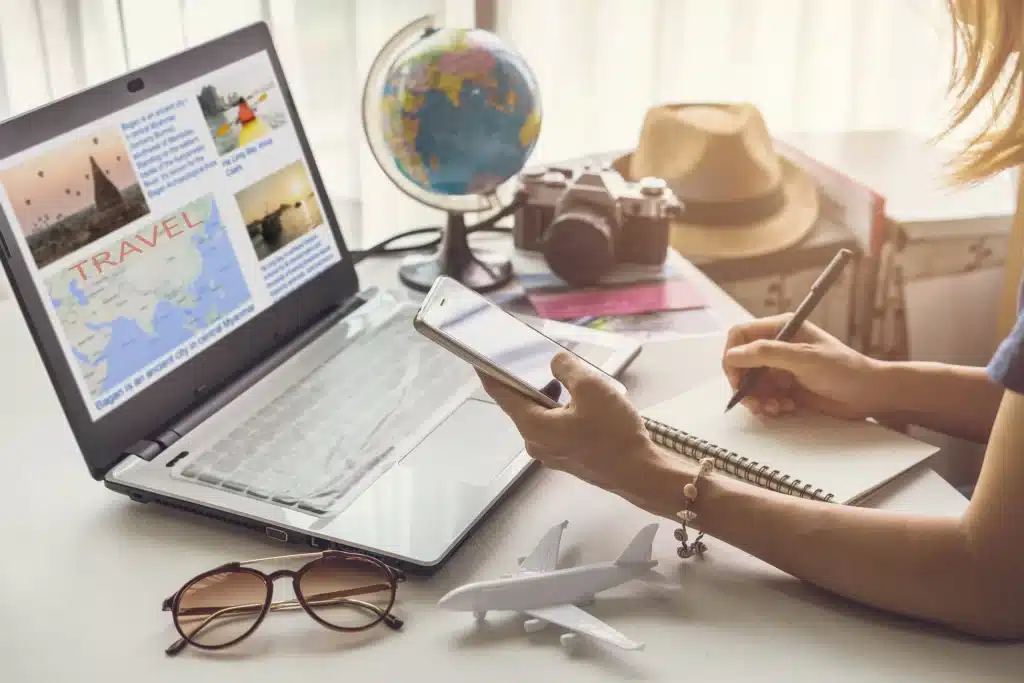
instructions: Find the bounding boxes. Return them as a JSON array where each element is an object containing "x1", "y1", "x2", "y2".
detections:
[{"x1": 421, "y1": 283, "x2": 579, "y2": 406}]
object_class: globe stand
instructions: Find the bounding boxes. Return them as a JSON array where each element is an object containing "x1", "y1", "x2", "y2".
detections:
[{"x1": 397, "y1": 212, "x2": 513, "y2": 293}]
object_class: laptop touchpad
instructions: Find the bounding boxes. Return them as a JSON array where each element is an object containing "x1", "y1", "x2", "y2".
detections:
[{"x1": 398, "y1": 398, "x2": 525, "y2": 486}]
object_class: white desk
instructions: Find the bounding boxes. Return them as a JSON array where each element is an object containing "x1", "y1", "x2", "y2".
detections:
[{"x1": 1, "y1": 252, "x2": 1020, "y2": 682}]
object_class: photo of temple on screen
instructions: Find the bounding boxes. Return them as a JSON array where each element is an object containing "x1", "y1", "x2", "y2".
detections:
[
  {"x1": 235, "y1": 160, "x2": 323, "y2": 261},
  {"x1": 0, "y1": 127, "x2": 149, "y2": 270}
]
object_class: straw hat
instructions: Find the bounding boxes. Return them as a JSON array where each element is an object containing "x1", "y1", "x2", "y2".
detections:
[{"x1": 611, "y1": 103, "x2": 819, "y2": 259}]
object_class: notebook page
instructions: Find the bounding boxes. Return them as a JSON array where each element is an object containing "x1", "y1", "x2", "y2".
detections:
[{"x1": 643, "y1": 376, "x2": 940, "y2": 503}]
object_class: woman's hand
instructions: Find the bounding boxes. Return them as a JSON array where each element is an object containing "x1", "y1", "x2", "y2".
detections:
[
  {"x1": 476, "y1": 352, "x2": 666, "y2": 507},
  {"x1": 722, "y1": 314, "x2": 887, "y2": 419}
]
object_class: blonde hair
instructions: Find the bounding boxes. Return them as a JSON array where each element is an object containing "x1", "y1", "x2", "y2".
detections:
[{"x1": 944, "y1": 0, "x2": 1024, "y2": 183}]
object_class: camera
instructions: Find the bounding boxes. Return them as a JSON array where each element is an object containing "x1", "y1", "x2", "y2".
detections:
[
  {"x1": 127, "y1": 78, "x2": 145, "y2": 93},
  {"x1": 512, "y1": 164, "x2": 683, "y2": 287}
]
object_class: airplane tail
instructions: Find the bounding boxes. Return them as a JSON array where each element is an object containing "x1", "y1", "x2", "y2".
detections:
[{"x1": 614, "y1": 524, "x2": 659, "y2": 565}]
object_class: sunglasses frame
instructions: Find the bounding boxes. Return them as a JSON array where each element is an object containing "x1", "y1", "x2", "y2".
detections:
[{"x1": 161, "y1": 549, "x2": 406, "y2": 655}]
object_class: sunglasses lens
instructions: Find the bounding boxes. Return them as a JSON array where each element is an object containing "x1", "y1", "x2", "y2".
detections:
[
  {"x1": 299, "y1": 555, "x2": 395, "y2": 629},
  {"x1": 174, "y1": 570, "x2": 268, "y2": 647}
]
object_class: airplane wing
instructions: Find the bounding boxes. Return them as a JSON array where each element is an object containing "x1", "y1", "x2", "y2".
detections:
[
  {"x1": 518, "y1": 520, "x2": 568, "y2": 573},
  {"x1": 523, "y1": 604, "x2": 644, "y2": 651}
]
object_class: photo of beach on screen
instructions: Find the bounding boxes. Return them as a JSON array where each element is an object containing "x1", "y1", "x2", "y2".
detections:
[
  {"x1": 0, "y1": 128, "x2": 150, "y2": 270},
  {"x1": 236, "y1": 160, "x2": 323, "y2": 261},
  {"x1": 197, "y1": 61, "x2": 288, "y2": 157}
]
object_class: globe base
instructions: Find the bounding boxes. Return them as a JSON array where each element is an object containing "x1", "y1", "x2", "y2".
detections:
[
  {"x1": 398, "y1": 247, "x2": 512, "y2": 293},
  {"x1": 397, "y1": 211, "x2": 514, "y2": 293}
]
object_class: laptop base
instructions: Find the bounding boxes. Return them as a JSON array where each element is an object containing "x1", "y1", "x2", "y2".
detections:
[{"x1": 104, "y1": 464, "x2": 537, "y2": 575}]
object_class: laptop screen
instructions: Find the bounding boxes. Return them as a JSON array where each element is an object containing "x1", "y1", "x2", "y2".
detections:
[{"x1": 0, "y1": 50, "x2": 342, "y2": 422}]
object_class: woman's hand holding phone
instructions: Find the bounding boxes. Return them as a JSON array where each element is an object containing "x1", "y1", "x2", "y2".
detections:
[{"x1": 475, "y1": 351, "x2": 667, "y2": 507}]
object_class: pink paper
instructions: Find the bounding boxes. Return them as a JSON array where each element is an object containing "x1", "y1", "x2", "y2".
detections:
[{"x1": 528, "y1": 278, "x2": 708, "y2": 320}]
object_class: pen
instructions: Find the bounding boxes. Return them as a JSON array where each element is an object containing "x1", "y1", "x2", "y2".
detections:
[{"x1": 724, "y1": 248, "x2": 854, "y2": 413}]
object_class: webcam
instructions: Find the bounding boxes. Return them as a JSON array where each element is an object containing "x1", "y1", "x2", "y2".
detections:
[{"x1": 127, "y1": 78, "x2": 144, "y2": 93}]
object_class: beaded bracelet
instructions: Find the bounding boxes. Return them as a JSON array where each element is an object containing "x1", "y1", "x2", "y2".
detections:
[{"x1": 674, "y1": 457, "x2": 714, "y2": 559}]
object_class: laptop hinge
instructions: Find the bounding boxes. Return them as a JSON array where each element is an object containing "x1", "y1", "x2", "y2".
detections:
[
  {"x1": 155, "y1": 429, "x2": 182, "y2": 449},
  {"x1": 125, "y1": 439, "x2": 163, "y2": 462}
]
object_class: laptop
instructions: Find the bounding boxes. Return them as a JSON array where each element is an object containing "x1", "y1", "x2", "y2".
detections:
[{"x1": 0, "y1": 22, "x2": 641, "y2": 572}]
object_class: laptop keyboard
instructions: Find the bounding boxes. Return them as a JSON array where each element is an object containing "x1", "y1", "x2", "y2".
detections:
[{"x1": 177, "y1": 307, "x2": 477, "y2": 514}]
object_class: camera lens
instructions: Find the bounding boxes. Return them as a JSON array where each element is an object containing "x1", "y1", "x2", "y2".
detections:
[
  {"x1": 542, "y1": 211, "x2": 615, "y2": 287},
  {"x1": 127, "y1": 78, "x2": 144, "y2": 93}
]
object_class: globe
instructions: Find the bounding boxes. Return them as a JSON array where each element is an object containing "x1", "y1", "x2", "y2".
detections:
[
  {"x1": 378, "y1": 27, "x2": 541, "y2": 197},
  {"x1": 362, "y1": 16, "x2": 542, "y2": 292}
]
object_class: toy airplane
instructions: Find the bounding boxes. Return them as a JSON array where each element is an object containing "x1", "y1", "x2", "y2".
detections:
[{"x1": 438, "y1": 520, "x2": 668, "y2": 653}]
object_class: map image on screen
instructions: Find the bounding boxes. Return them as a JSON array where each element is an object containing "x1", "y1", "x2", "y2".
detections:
[{"x1": 44, "y1": 193, "x2": 251, "y2": 401}]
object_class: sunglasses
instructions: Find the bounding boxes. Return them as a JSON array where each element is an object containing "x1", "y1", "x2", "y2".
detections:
[{"x1": 161, "y1": 550, "x2": 406, "y2": 655}]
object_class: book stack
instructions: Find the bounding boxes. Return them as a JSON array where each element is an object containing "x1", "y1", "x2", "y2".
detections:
[{"x1": 778, "y1": 131, "x2": 1015, "y2": 365}]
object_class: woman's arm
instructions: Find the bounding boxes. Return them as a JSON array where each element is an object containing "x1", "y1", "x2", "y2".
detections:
[
  {"x1": 873, "y1": 361, "x2": 1004, "y2": 443},
  {"x1": 717, "y1": 314, "x2": 1002, "y2": 444},
  {"x1": 636, "y1": 388, "x2": 1024, "y2": 640},
  {"x1": 476, "y1": 321, "x2": 1024, "y2": 640}
]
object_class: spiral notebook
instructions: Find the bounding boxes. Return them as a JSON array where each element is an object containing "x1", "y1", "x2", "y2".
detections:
[{"x1": 641, "y1": 376, "x2": 940, "y2": 504}]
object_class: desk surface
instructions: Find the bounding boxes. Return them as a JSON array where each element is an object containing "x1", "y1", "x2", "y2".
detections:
[{"x1": 1, "y1": 246, "x2": 1020, "y2": 682}]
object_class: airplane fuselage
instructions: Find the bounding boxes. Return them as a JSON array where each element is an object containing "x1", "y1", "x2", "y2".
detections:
[{"x1": 439, "y1": 560, "x2": 658, "y2": 612}]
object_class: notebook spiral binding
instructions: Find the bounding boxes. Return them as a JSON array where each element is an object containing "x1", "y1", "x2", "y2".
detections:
[{"x1": 642, "y1": 417, "x2": 836, "y2": 504}]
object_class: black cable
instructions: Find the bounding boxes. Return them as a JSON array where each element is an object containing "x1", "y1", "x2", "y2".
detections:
[{"x1": 350, "y1": 193, "x2": 523, "y2": 263}]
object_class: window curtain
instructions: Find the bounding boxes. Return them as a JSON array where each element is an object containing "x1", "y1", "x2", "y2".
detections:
[
  {"x1": 482, "y1": 0, "x2": 986, "y2": 165},
  {"x1": 0, "y1": 0, "x2": 475, "y2": 251},
  {"x1": 0, "y1": 0, "x2": 993, "y2": 252}
]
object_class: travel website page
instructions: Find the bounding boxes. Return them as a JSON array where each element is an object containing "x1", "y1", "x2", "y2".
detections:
[{"x1": 0, "y1": 51, "x2": 341, "y2": 421}]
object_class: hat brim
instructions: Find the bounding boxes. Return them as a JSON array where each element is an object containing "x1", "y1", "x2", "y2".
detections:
[{"x1": 612, "y1": 153, "x2": 819, "y2": 260}]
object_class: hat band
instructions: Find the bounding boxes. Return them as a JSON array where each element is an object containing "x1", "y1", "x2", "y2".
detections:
[{"x1": 674, "y1": 186, "x2": 786, "y2": 227}]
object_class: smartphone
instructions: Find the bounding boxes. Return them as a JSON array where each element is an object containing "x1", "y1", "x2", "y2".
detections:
[{"x1": 414, "y1": 276, "x2": 627, "y2": 408}]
